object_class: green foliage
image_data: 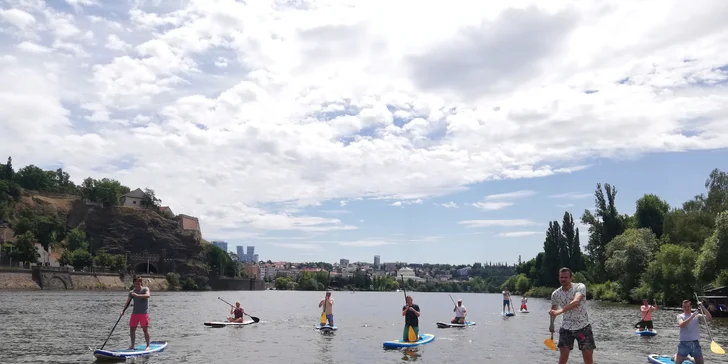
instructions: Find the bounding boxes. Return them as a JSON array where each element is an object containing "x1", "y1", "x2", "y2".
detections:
[
  {"x1": 166, "y1": 272, "x2": 180, "y2": 290},
  {"x1": 65, "y1": 227, "x2": 88, "y2": 251},
  {"x1": 11, "y1": 231, "x2": 40, "y2": 263},
  {"x1": 513, "y1": 167, "x2": 728, "y2": 304},
  {"x1": 604, "y1": 228, "x2": 659, "y2": 300},
  {"x1": 70, "y1": 249, "x2": 93, "y2": 270},
  {"x1": 81, "y1": 177, "x2": 131, "y2": 207},
  {"x1": 205, "y1": 244, "x2": 237, "y2": 278},
  {"x1": 11, "y1": 212, "x2": 66, "y2": 251}
]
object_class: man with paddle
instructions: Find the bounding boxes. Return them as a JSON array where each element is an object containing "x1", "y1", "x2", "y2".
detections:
[
  {"x1": 674, "y1": 298, "x2": 715, "y2": 364},
  {"x1": 402, "y1": 295, "x2": 420, "y2": 342},
  {"x1": 227, "y1": 301, "x2": 246, "y2": 323},
  {"x1": 635, "y1": 298, "x2": 658, "y2": 332},
  {"x1": 318, "y1": 291, "x2": 335, "y2": 327},
  {"x1": 549, "y1": 267, "x2": 595, "y2": 364},
  {"x1": 451, "y1": 298, "x2": 467, "y2": 324},
  {"x1": 123, "y1": 275, "x2": 151, "y2": 351}
]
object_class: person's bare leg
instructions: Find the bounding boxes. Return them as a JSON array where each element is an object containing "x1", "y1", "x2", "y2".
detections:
[
  {"x1": 128, "y1": 327, "x2": 136, "y2": 349},
  {"x1": 693, "y1": 355, "x2": 704, "y2": 364},
  {"x1": 582, "y1": 349, "x2": 593, "y2": 364},
  {"x1": 142, "y1": 327, "x2": 150, "y2": 350},
  {"x1": 558, "y1": 347, "x2": 570, "y2": 364}
]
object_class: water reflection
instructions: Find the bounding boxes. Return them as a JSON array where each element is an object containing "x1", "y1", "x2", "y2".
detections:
[{"x1": 315, "y1": 328, "x2": 334, "y2": 364}]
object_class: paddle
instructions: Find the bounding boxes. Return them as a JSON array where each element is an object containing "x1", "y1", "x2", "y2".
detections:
[
  {"x1": 448, "y1": 294, "x2": 462, "y2": 324},
  {"x1": 217, "y1": 297, "x2": 260, "y2": 323},
  {"x1": 544, "y1": 314, "x2": 556, "y2": 350},
  {"x1": 401, "y1": 274, "x2": 417, "y2": 342},
  {"x1": 694, "y1": 293, "x2": 724, "y2": 355},
  {"x1": 100, "y1": 298, "x2": 131, "y2": 350}
]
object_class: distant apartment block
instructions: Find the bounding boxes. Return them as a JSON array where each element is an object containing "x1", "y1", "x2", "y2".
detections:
[
  {"x1": 340, "y1": 258, "x2": 349, "y2": 266},
  {"x1": 212, "y1": 241, "x2": 228, "y2": 252},
  {"x1": 374, "y1": 255, "x2": 380, "y2": 267},
  {"x1": 235, "y1": 245, "x2": 259, "y2": 263}
]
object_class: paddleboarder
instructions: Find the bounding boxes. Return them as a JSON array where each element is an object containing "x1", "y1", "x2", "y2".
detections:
[
  {"x1": 123, "y1": 275, "x2": 151, "y2": 351},
  {"x1": 227, "y1": 301, "x2": 245, "y2": 323},
  {"x1": 635, "y1": 298, "x2": 658, "y2": 332},
  {"x1": 502, "y1": 288, "x2": 512, "y2": 313},
  {"x1": 451, "y1": 298, "x2": 466, "y2": 324},
  {"x1": 674, "y1": 298, "x2": 712, "y2": 364},
  {"x1": 402, "y1": 295, "x2": 420, "y2": 342},
  {"x1": 520, "y1": 296, "x2": 529, "y2": 311},
  {"x1": 549, "y1": 267, "x2": 595, "y2": 364},
  {"x1": 318, "y1": 291, "x2": 334, "y2": 327}
]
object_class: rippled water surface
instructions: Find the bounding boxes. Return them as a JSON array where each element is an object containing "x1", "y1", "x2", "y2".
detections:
[{"x1": 2, "y1": 290, "x2": 727, "y2": 364}]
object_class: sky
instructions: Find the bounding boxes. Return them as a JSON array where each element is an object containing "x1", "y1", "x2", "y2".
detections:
[{"x1": 1, "y1": 0, "x2": 727, "y2": 266}]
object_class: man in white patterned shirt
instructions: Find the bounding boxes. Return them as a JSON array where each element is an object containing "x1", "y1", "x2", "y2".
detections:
[{"x1": 549, "y1": 267, "x2": 595, "y2": 364}]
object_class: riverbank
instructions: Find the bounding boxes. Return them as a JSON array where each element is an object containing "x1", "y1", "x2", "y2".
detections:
[{"x1": 0, "y1": 269, "x2": 168, "y2": 291}]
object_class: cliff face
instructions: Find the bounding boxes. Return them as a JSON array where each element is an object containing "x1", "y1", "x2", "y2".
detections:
[{"x1": 13, "y1": 192, "x2": 208, "y2": 276}]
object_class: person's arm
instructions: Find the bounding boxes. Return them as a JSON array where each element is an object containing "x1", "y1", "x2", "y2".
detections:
[
  {"x1": 402, "y1": 306, "x2": 408, "y2": 316},
  {"x1": 135, "y1": 288, "x2": 151, "y2": 299},
  {"x1": 558, "y1": 284, "x2": 586, "y2": 314},
  {"x1": 652, "y1": 299, "x2": 658, "y2": 310},
  {"x1": 319, "y1": 299, "x2": 324, "y2": 307},
  {"x1": 677, "y1": 312, "x2": 699, "y2": 328},
  {"x1": 411, "y1": 305, "x2": 420, "y2": 317},
  {"x1": 699, "y1": 302, "x2": 713, "y2": 321}
]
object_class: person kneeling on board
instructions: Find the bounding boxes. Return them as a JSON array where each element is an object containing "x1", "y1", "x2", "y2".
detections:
[
  {"x1": 451, "y1": 299, "x2": 466, "y2": 324},
  {"x1": 520, "y1": 296, "x2": 528, "y2": 311},
  {"x1": 402, "y1": 295, "x2": 421, "y2": 341},
  {"x1": 227, "y1": 301, "x2": 245, "y2": 323}
]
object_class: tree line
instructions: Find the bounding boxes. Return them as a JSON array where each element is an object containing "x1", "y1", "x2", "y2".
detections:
[{"x1": 509, "y1": 168, "x2": 728, "y2": 305}]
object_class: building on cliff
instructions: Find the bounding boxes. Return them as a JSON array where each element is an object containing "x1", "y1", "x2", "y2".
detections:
[
  {"x1": 177, "y1": 214, "x2": 202, "y2": 240},
  {"x1": 0, "y1": 223, "x2": 15, "y2": 243},
  {"x1": 159, "y1": 206, "x2": 174, "y2": 218},
  {"x1": 121, "y1": 188, "x2": 146, "y2": 208}
]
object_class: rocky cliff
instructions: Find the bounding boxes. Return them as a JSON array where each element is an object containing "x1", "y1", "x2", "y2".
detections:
[{"x1": 12, "y1": 192, "x2": 208, "y2": 276}]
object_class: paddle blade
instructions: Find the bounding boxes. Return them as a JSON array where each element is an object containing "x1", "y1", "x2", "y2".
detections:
[
  {"x1": 544, "y1": 338, "x2": 556, "y2": 350},
  {"x1": 711, "y1": 340, "x2": 725, "y2": 355},
  {"x1": 320, "y1": 311, "x2": 327, "y2": 325},
  {"x1": 408, "y1": 326, "x2": 417, "y2": 342},
  {"x1": 251, "y1": 316, "x2": 260, "y2": 323}
]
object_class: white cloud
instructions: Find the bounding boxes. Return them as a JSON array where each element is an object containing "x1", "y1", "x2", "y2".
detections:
[
  {"x1": 338, "y1": 239, "x2": 391, "y2": 247},
  {"x1": 556, "y1": 203, "x2": 575, "y2": 208},
  {"x1": 270, "y1": 243, "x2": 322, "y2": 251},
  {"x1": 485, "y1": 190, "x2": 536, "y2": 200},
  {"x1": 438, "y1": 201, "x2": 458, "y2": 208},
  {"x1": 472, "y1": 201, "x2": 513, "y2": 211},
  {"x1": 459, "y1": 219, "x2": 538, "y2": 228},
  {"x1": 1, "y1": 0, "x2": 728, "y2": 244},
  {"x1": 390, "y1": 199, "x2": 423, "y2": 207},
  {"x1": 499, "y1": 231, "x2": 541, "y2": 237},
  {"x1": 549, "y1": 192, "x2": 593, "y2": 199}
]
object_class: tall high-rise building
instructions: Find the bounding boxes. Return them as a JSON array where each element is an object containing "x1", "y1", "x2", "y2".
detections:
[
  {"x1": 340, "y1": 258, "x2": 349, "y2": 266},
  {"x1": 234, "y1": 246, "x2": 259, "y2": 262},
  {"x1": 212, "y1": 241, "x2": 228, "y2": 252},
  {"x1": 236, "y1": 246, "x2": 245, "y2": 261},
  {"x1": 247, "y1": 246, "x2": 255, "y2": 256},
  {"x1": 374, "y1": 255, "x2": 380, "y2": 268}
]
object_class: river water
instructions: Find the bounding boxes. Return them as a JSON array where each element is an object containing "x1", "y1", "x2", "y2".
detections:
[{"x1": 1, "y1": 290, "x2": 727, "y2": 364}]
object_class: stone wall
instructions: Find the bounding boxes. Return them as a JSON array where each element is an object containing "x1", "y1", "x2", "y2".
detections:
[
  {"x1": 209, "y1": 277, "x2": 265, "y2": 291},
  {"x1": 0, "y1": 269, "x2": 41, "y2": 290}
]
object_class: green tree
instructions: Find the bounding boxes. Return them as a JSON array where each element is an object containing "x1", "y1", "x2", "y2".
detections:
[
  {"x1": 141, "y1": 188, "x2": 162, "y2": 210},
  {"x1": 694, "y1": 211, "x2": 728, "y2": 285},
  {"x1": 515, "y1": 274, "x2": 530, "y2": 293},
  {"x1": 66, "y1": 227, "x2": 88, "y2": 251},
  {"x1": 582, "y1": 183, "x2": 625, "y2": 282},
  {"x1": 1, "y1": 156, "x2": 14, "y2": 181},
  {"x1": 637, "y1": 244, "x2": 699, "y2": 305},
  {"x1": 11, "y1": 231, "x2": 40, "y2": 263},
  {"x1": 604, "y1": 228, "x2": 659, "y2": 300},
  {"x1": 71, "y1": 249, "x2": 93, "y2": 270},
  {"x1": 541, "y1": 221, "x2": 562, "y2": 287},
  {"x1": 634, "y1": 194, "x2": 670, "y2": 239},
  {"x1": 14, "y1": 165, "x2": 52, "y2": 191}
]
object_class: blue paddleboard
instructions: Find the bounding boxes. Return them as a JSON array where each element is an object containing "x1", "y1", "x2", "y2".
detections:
[
  {"x1": 503, "y1": 312, "x2": 515, "y2": 317},
  {"x1": 383, "y1": 333, "x2": 435, "y2": 348},
  {"x1": 647, "y1": 354, "x2": 693, "y2": 364},
  {"x1": 636, "y1": 329, "x2": 657, "y2": 336},
  {"x1": 436, "y1": 321, "x2": 475, "y2": 328},
  {"x1": 93, "y1": 341, "x2": 168, "y2": 360}
]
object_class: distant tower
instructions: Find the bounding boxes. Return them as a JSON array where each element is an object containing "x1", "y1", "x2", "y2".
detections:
[
  {"x1": 374, "y1": 255, "x2": 380, "y2": 268},
  {"x1": 212, "y1": 241, "x2": 228, "y2": 252},
  {"x1": 237, "y1": 246, "x2": 245, "y2": 262}
]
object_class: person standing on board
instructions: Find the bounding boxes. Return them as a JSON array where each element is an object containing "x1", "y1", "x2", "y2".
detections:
[
  {"x1": 549, "y1": 267, "x2": 595, "y2": 364},
  {"x1": 674, "y1": 298, "x2": 712, "y2": 364},
  {"x1": 520, "y1": 295, "x2": 529, "y2": 311},
  {"x1": 318, "y1": 291, "x2": 334, "y2": 326},
  {"x1": 636, "y1": 298, "x2": 658, "y2": 332},
  {"x1": 402, "y1": 295, "x2": 420, "y2": 341},
  {"x1": 451, "y1": 298, "x2": 467, "y2": 324},
  {"x1": 227, "y1": 301, "x2": 245, "y2": 323},
  {"x1": 502, "y1": 288, "x2": 512, "y2": 313},
  {"x1": 123, "y1": 275, "x2": 151, "y2": 350}
]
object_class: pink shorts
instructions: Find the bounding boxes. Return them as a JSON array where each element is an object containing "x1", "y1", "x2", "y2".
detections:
[{"x1": 129, "y1": 313, "x2": 149, "y2": 327}]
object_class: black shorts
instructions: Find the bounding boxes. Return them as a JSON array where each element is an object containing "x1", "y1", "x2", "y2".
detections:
[
  {"x1": 558, "y1": 324, "x2": 596, "y2": 351},
  {"x1": 636, "y1": 320, "x2": 654, "y2": 329}
]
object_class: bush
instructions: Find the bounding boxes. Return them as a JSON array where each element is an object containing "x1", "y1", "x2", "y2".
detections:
[{"x1": 166, "y1": 272, "x2": 180, "y2": 291}]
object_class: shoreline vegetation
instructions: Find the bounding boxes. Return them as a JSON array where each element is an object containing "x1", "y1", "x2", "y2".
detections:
[{"x1": 507, "y1": 167, "x2": 728, "y2": 307}]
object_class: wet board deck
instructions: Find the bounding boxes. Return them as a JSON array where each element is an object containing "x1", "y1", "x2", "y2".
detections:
[
  {"x1": 204, "y1": 320, "x2": 256, "y2": 327},
  {"x1": 519, "y1": 310, "x2": 530, "y2": 313},
  {"x1": 383, "y1": 333, "x2": 435, "y2": 348},
  {"x1": 636, "y1": 329, "x2": 657, "y2": 336},
  {"x1": 647, "y1": 354, "x2": 693, "y2": 364},
  {"x1": 93, "y1": 341, "x2": 168, "y2": 361},
  {"x1": 436, "y1": 321, "x2": 475, "y2": 328},
  {"x1": 315, "y1": 324, "x2": 338, "y2": 331}
]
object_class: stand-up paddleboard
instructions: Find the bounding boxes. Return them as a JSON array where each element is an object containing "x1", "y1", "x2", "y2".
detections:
[
  {"x1": 647, "y1": 354, "x2": 693, "y2": 364},
  {"x1": 383, "y1": 333, "x2": 435, "y2": 348},
  {"x1": 636, "y1": 329, "x2": 657, "y2": 336},
  {"x1": 204, "y1": 320, "x2": 256, "y2": 328},
  {"x1": 519, "y1": 309, "x2": 529, "y2": 313},
  {"x1": 503, "y1": 312, "x2": 515, "y2": 317},
  {"x1": 93, "y1": 341, "x2": 168, "y2": 361},
  {"x1": 436, "y1": 321, "x2": 475, "y2": 328},
  {"x1": 315, "y1": 324, "x2": 338, "y2": 331}
]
